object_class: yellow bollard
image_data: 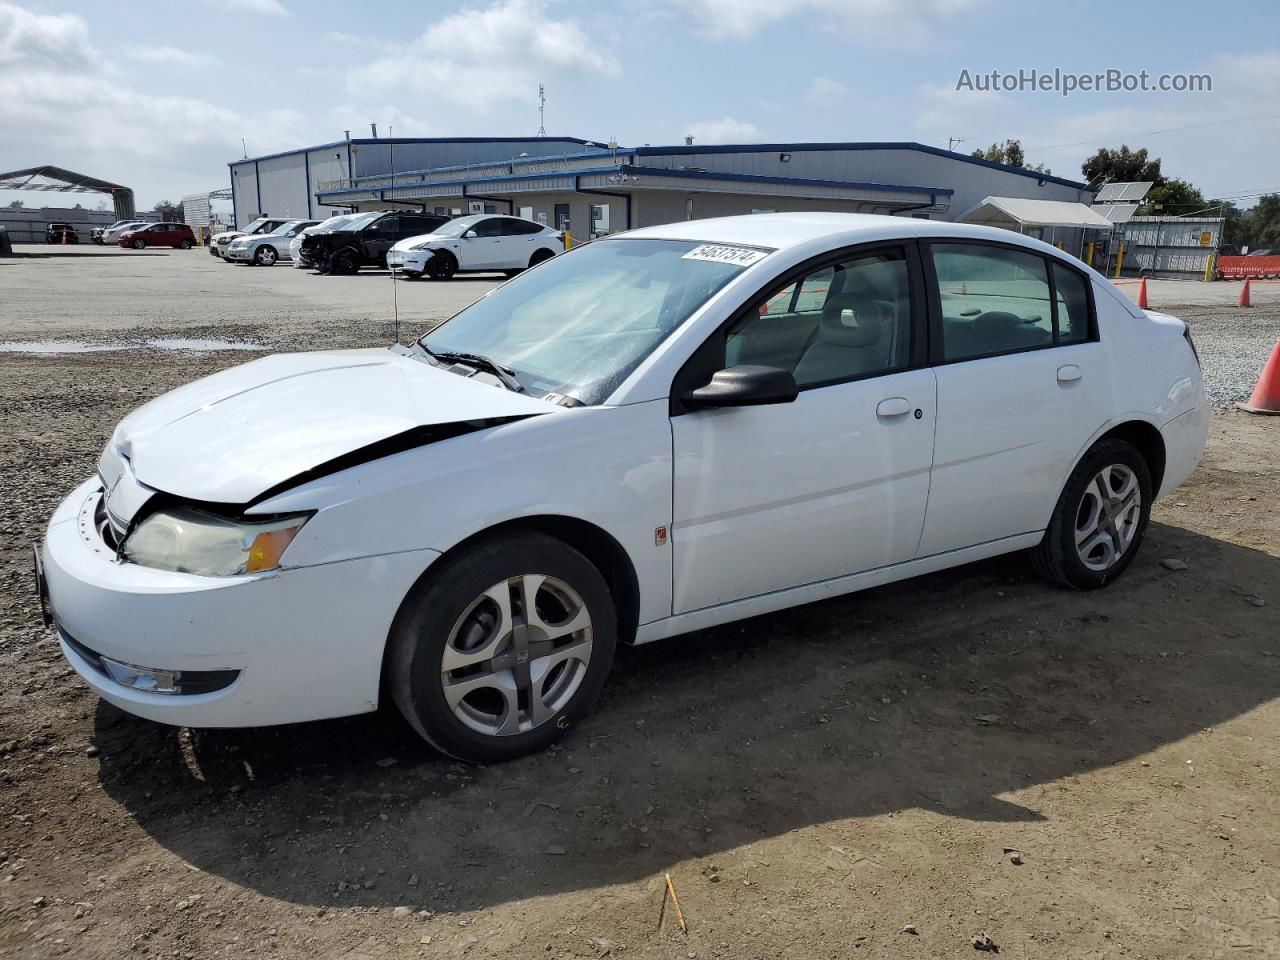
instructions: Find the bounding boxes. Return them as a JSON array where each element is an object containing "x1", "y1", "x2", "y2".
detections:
[
  {"x1": 1113, "y1": 241, "x2": 1125, "y2": 279},
  {"x1": 1202, "y1": 252, "x2": 1215, "y2": 282},
  {"x1": 563, "y1": 230, "x2": 573, "y2": 250},
  {"x1": 1085, "y1": 242, "x2": 1095, "y2": 267}
]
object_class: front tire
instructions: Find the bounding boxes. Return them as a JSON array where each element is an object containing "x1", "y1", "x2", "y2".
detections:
[
  {"x1": 131, "y1": 238, "x2": 146, "y2": 249},
  {"x1": 1030, "y1": 438, "x2": 1152, "y2": 589},
  {"x1": 329, "y1": 247, "x2": 360, "y2": 275},
  {"x1": 388, "y1": 532, "x2": 617, "y2": 762},
  {"x1": 426, "y1": 252, "x2": 457, "y2": 281},
  {"x1": 255, "y1": 245, "x2": 278, "y2": 266}
]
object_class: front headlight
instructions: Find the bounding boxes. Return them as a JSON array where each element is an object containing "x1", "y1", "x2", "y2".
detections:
[
  {"x1": 409, "y1": 241, "x2": 437, "y2": 251},
  {"x1": 122, "y1": 507, "x2": 310, "y2": 576}
]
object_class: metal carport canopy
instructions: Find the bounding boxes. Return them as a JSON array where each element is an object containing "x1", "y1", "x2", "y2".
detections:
[
  {"x1": 959, "y1": 196, "x2": 1113, "y2": 230},
  {"x1": 0, "y1": 165, "x2": 136, "y2": 219}
]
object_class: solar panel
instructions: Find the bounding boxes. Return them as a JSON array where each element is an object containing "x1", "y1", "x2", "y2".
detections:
[
  {"x1": 1094, "y1": 203, "x2": 1140, "y2": 224},
  {"x1": 1094, "y1": 181, "x2": 1153, "y2": 203}
]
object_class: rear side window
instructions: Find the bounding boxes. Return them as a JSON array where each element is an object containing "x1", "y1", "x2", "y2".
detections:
[
  {"x1": 931, "y1": 243, "x2": 1053, "y2": 361},
  {"x1": 1052, "y1": 263, "x2": 1091, "y2": 344},
  {"x1": 508, "y1": 219, "x2": 543, "y2": 235}
]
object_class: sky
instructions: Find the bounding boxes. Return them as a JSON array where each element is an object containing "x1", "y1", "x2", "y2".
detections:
[{"x1": 1, "y1": 0, "x2": 1277, "y2": 211}]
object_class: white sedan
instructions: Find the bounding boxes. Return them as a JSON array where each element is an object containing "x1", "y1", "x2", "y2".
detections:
[
  {"x1": 387, "y1": 214, "x2": 562, "y2": 280},
  {"x1": 39, "y1": 213, "x2": 1207, "y2": 762},
  {"x1": 226, "y1": 219, "x2": 319, "y2": 265}
]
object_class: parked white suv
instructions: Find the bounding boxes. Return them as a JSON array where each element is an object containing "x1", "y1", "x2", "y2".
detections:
[
  {"x1": 101, "y1": 221, "x2": 149, "y2": 245},
  {"x1": 388, "y1": 214, "x2": 562, "y2": 280},
  {"x1": 227, "y1": 220, "x2": 319, "y2": 265},
  {"x1": 38, "y1": 213, "x2": 1207, "y2": 763},
  {"x1": 210, "y1": 217, "x2": 292, "y2": 259}
]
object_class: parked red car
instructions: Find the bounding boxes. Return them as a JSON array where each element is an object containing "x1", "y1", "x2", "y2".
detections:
[{"x1": 118, "y1": 223, "x2": 196, "y2": 250}]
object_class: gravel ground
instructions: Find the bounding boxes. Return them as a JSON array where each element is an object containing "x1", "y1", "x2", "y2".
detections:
[
  {"x1": 1, "y1": 250, "x2": 1278, "y2": 960},
  {"x1": 1182, "y1": 309, "x2": 1280, "y2": 408}
]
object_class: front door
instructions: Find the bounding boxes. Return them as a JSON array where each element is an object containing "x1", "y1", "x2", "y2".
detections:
[
  {"x1": 365, "y1": 216, "x2": 399, "y2": 264},
  {"x1": 917, "y1": 240, "x2": 1112, "y2": 556},
  {"x1": 554, "y1": 203, "x2": 571, "y2": 234},
  {"x1": 670, "y1": 244, "x2": 937, "y2": 614}
]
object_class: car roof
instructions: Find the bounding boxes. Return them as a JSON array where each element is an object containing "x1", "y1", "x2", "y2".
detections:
[{"x1": 617, "y1": 211, "x2": 1062, "y2": 253}]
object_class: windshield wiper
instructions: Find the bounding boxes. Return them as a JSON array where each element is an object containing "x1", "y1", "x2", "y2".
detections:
[{"x1": 423, "y1": 346, "x2": 524, "y2": 393}]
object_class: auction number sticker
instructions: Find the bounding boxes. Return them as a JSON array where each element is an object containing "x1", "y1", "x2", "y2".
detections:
[{"x1": 681, "y1": 244, "x2": 769, "y2": 266}]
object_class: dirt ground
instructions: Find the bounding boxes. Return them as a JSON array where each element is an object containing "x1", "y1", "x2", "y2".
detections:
[{"x1": 1, "y1": 250, "x2": 1278, "y2": 959}]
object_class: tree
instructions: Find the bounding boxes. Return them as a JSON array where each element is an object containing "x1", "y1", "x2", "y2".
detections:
[
  {"x1": 6, "y1": 199, "x2": 23, "y2": 210},
  {"x1": 1081, "y1": 145, "x2": 1162, "y2": 186},
  {"x1": 1141, "y1": 178, "x2": 1205, "y2": 216},
  {"x1": 1251, "y1": 194, "x2": 1280, "y2": 249},
  {"x1": 153, "y1": 200, "x2": 184, "y2": 222},
  {"x1": 969, "y1": 138, "x2": 1051, "y2": 173}
]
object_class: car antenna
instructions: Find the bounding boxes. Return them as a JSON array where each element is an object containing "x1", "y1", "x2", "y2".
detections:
[{"x1": 390, "y1": 257, "x2": 400, "y2": 344}]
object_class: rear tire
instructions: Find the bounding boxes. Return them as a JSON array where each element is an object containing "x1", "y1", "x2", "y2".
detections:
[
  {"x1": 178, "y1": 239, "x2": 193, "y2": 250},
  {"x1": 1030, "y1": 438, "x2": 1152, "y2": 589},
  {"x1": 387, "y1": 532, "x2": 617, "y2": 763},
  {"x1": 529, "y1": 248, "x2": 555, "y2": 268}
]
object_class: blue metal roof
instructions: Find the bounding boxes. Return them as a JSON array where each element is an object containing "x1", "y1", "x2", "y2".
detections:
[
  {"x1": 230, "y1": 136, "x2": 609, "y2": 167},
  {"x1": 634, "y1": 142, "x2": 1088, "y2": 190}
]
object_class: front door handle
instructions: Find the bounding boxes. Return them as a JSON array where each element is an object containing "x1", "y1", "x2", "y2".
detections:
[
  {"x1": 876, "y1": 397, "x2": 911, "y2": 418},
  {"x1": 1057, "y1": 364, "x2": 1082, "y2": 384}
]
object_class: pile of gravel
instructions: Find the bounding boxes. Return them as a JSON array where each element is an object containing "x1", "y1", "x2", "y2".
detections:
[{"x1": 1182, "y1": 310, "x2": 1280, "y2": 408}]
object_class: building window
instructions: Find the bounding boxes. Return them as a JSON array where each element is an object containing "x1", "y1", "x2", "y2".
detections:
[
  {"x1": 590, "y1": 203, "x2": 610, "y2": 238},
  {"x1": 518, "y1": 206, "x2": 534, "y2": 221}
]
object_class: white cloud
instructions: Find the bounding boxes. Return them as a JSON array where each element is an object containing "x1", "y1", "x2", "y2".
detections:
[
  {"x1": 683, "y1": 0, "x2": 982, "y2": 43},
  {"x1": 220, "y1": 0, "x2": 288, "y2": 15},
  {"x1": 125, "y1": 45, "x2": 218, "y2": 66},
  {"x1": 0, "y1": 3, "x2": 93, "y2": 68},
  {"x1": 808, "y1": 76, "x2": 847, "y2": 100},
  {"x1": 344, "y1": 0, "x2": 618, "y2": 112},
  {"x1": 0, "y1": 3, "x2": 308, "y2": 205},
  {"x1": 685, "y1": 117, "x2": 762, "y2": 144}
]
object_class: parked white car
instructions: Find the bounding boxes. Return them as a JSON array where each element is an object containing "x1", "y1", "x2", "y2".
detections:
[
  {"x1": 93, "y1": 220, "x2": 140, "y2": 244},
  {"x1": 388, "y1": 214, "x2": 562, "y2": 280},
  {"x1": 226, "y1": 219, "x2": 319, "y2": 265},
  {"x1": 290, "y1": 214, "x2": 356, "y2": 269},
  {"x1": 210, "y1": 217, "x2": 292, "y2": 259},
  {"x1": 101, "y1": 221, "x2": 149, "y2": 245},
  {"x1": 38, "y1": 213, "x2": 1207, "y2": 762}
]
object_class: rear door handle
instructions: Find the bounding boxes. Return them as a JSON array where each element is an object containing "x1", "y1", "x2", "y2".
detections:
[
  {"x1": 1057, "y1": 364, "x2": 1082, "y2": 384},
  {"x1": 876, "y1": 397, "x2": 911, "y2": 418}
]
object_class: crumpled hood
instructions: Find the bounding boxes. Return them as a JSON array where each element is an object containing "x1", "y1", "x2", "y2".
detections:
[{"x1": 110, "y1": 347, "x2": 557, "y2": 505}]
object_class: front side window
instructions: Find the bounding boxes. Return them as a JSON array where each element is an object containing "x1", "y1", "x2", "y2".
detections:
[
  {"x1": 472, "y1": 218, "x2": 505, "y2": 238},
  {"x1": 422, "y1": 238, "x2": 766, "y2": 405},
  {"x1": 931, "y1": 243, "x2": 1053, "y2": 361},
  {"x1": 726, "y1": 250, "x2": 912, "y2": 388}
]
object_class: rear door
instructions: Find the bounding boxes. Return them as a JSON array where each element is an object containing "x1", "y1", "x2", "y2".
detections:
[
  {"x1": 670, "y1": 243, "x2": 937, "y2": 614},
  {"x1": 918, "y1": 240, "x2": 1112, "y2": 556}
]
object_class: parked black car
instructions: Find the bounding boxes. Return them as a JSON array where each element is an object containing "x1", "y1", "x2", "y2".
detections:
[
  {"x1": 302, "y1": 211, "x2": 450, "y2": 274},
  {"x1": 46, "y1": 223, "x2": 80, "y2": 244}
]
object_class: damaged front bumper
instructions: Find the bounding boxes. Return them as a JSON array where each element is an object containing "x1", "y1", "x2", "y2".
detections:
[{"x1": 41, "y1": 478, "x2": 439, "y2": 728}]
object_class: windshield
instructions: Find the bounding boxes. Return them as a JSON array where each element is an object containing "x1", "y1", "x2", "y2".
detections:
[
  {"x1": 421, "y1": 238, "x2": 767, "y2": 404},
  {"x1": 343, "y1": 212, "x2": 385, "y2": 232},
  {"x1": 269, "y1": 221, "x2": 303, "y2": 235},
  {"x1": 426, "y1": 215, "x2": 483, "y2": 238},
  {"x1": 311, "y1": 216, "x2": 353, "y2": 233}
]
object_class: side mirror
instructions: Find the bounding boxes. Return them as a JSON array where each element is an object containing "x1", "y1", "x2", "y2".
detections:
[
  {"x1": 682, "y1": 365, "x2": 798, "y2": 409},
  {"x1": 463, "y1": 229, "x2": 478, "y2": 239}
]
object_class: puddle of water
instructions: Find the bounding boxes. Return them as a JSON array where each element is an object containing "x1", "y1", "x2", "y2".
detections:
[{"x1": 0, "y1": 339, "x2": 267, "y2": 354}]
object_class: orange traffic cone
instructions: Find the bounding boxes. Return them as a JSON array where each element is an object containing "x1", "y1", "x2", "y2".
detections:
[
  {"x1": 1237, "y1": 340, "x2": 1280, "y2": 415},
  {"x1": 1238, "y1": 278, "x2": 1252, "y2": 308},
  {"x1": 1136, "y1": 277, "x2": 1148, "y2": 309}
]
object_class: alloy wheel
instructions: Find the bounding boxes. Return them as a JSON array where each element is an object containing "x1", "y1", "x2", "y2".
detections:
[
  {"x1": 257, "y1": 246, "x2": 277, "y2": 266},
  {"x1": 440, "y1": 574, "x2": 592, "y2": 737},
  {"x1": 1074, "y1": 464, "x2": 1142, "y2": 572}
]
